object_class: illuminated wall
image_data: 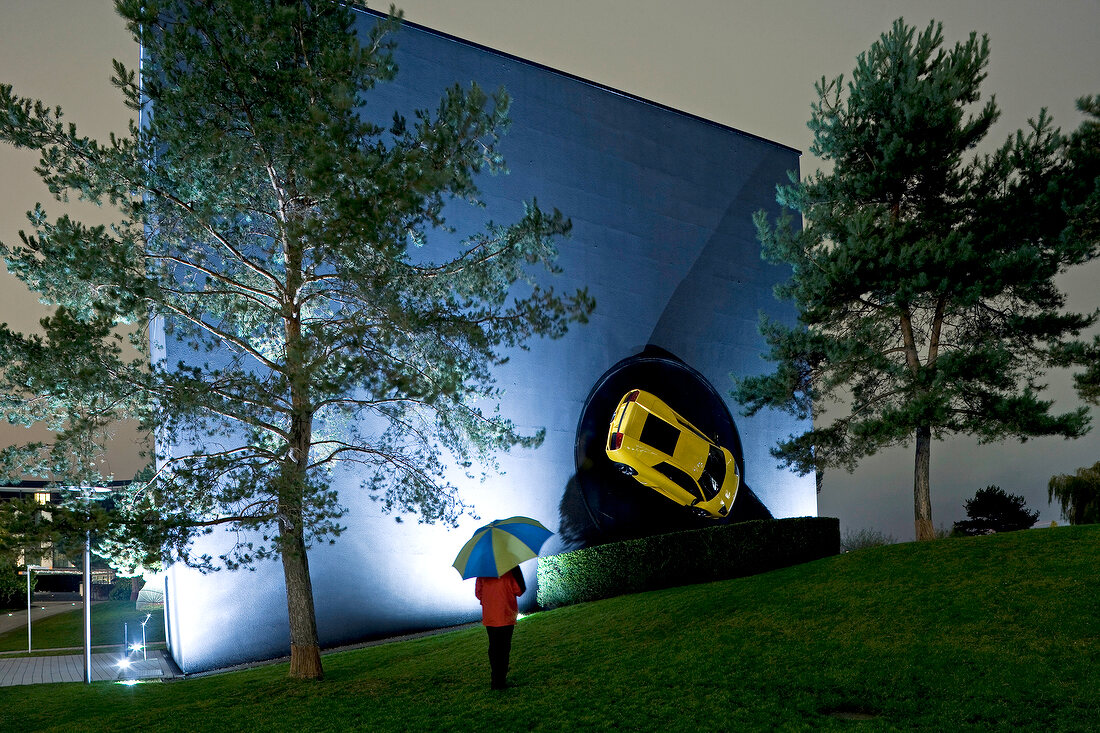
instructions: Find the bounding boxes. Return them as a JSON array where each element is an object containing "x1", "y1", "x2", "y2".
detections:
[{"x1": 158, "y1": 12, "x2": 813, "y2": 674}]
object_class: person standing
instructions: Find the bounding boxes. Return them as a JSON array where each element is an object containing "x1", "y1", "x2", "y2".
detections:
[{"x1": 474, "y1": 565, "x2": 526, "y2": 690}]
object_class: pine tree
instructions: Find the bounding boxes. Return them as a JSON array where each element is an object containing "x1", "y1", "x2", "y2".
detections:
[
  {"x1": 1056, "y1": 96, "x2": 1100, "y2": 406},
  {"x1": 733, "y1": 19, "x2": 1097, "y2": 541},
  {"x1": 951, "y1": 485, "x2": 1039, "y2": 535},
  {"x1": 0, "y1": 0, "x2": 592, "y2": 680}
]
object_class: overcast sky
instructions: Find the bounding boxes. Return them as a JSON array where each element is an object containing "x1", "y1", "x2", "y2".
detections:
[{"x1": 1, "y1": 0, "x2": 1097, "y2": 540}]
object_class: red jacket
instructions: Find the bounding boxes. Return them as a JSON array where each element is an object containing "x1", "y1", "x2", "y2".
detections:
[{"x1": 475, "y1": 572, "x2": 522, "y2": 627}]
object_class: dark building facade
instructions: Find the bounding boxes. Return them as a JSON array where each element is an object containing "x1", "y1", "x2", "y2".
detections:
[{"x1": 157, "y1": 11, "x2": 812, "y2": 673}]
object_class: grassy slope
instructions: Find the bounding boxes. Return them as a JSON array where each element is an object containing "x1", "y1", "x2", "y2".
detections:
[{"x1": 1, "y1": 526, "x2": 1097, "y2": 732}]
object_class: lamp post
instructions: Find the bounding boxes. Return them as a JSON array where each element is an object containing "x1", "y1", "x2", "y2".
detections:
[
  {"x1": 83, "y1": 530, "x2": 92, "y2": 684},
  {"x1": 140, "y1": 613, "x2": 151, "y2": 660},
  {"x1": 24, "y1": 564, "x2": 48, "y2": 653}
]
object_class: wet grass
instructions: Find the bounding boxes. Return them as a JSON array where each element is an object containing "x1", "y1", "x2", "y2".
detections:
[
  {"x1": 0, "y1": 601, "x2": 165, "y2": 653},
  {"x1": 1, "y1": 526, "x2": 1097, "y2": 732}
]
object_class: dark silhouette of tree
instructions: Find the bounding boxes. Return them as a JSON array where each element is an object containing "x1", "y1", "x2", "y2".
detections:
[{"x1": 952, "y1": 485, "x2": 1039, "y2": 536}]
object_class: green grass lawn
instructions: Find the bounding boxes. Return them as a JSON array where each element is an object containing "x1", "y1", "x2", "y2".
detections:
[
  {"x1": 1, "y1": 526, "x2": 1097, "y2": 732},
  {"x1": 0, "y1": 601, "x2": 165, "y2": 654}
]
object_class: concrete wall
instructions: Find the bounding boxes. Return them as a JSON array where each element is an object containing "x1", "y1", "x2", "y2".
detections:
[{"x1": 159, "y1": 12, "x2": 812, "y2": 673}]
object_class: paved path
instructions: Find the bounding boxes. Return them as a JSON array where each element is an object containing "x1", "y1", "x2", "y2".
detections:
[{"x1": 0, "y1": 650, "x2": 175, "y2": 686}]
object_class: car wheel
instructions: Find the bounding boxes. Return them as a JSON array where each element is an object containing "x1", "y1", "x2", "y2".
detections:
[
  {"x1": 689, "y1": 506, "x2": 715, "y2": 520},
  {"x1": 614, "y1": 463, "x2": 638, "y2": 476}
]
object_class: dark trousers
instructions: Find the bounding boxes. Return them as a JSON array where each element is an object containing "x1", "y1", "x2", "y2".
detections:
[{"x1": 485, "y1": 624, "x2": 515, "y2": 689}]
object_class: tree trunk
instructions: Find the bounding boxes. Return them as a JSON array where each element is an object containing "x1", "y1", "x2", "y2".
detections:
[
  {"x1": 277, "y1": 218, "x2": 322, "y2": 679},
  {"x1": 280, "y1": 515, "x2": 323, "y2": 680},
  {"x1": 130, "y1": 575, "x2": 144, "y2": 602},
  {"x1": 913, "y1": 425, "x2": 934, "y2": 540}
]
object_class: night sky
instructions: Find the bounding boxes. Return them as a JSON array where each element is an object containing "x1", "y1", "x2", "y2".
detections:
[{"x1": 1, "y1": 0, "x2": 1097, "y2": 540}]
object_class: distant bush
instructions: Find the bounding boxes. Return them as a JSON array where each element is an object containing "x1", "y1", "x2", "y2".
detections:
[
  {"x1": 537, "y1": 517, "x2": 839, "y2": 609},
  {"x1": 841, "y1": 527, "x2": 896, "y2": 552},
  {"x1": 0, "y1": 562, "x2": 32, "y2": 610},
  {"x1": 108, "y1": 576, "x2": 141, "y2": 602}
]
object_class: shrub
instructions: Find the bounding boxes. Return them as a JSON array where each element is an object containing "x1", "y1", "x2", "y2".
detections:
[
  {"x1": 841, "y1": 527, "x2": 896, "y2": 552},
  {"x1": 0, "y1": 562, "x2": 32, "y2": 610},
  {"x1": 109, "y1": 576, "x2": 140, "y2": 602},
  {"x1": 537, "y1": 517, "x2": 839, "y2": 608}
]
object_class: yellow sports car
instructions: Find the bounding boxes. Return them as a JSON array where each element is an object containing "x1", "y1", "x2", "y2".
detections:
[{"x1": 605, "y1": 389, "x2": 739, "y2": 518}]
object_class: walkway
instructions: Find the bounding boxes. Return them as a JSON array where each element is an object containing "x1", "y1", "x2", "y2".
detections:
[
  {"x1": 0, "y1": 650, "x2": 175, "y2": 686},
  {"x1": 1, "y1": 600, "x2": 177, "y2": 686}
]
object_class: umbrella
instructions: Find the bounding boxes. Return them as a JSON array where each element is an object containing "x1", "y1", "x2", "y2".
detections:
[{"x1": 452, "y1": 516, "x2": 554, "y2": 579}]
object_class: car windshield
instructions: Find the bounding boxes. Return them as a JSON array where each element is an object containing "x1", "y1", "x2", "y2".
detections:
[
  {"x1": 653, "y1": 461, "x2": 702, "y2": 501},
  {"x1": 698, "y1": 445, "x2": 726, "y2": 500}
]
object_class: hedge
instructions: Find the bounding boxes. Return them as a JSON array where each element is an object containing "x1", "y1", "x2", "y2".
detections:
[{"x1": 536, "y1": 516, "x2": 840, "y2": 608}]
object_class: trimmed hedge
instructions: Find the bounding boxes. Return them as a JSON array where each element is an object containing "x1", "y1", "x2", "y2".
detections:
[{"x1": 537, "y1": 516, "x2": 840, "y2": 608}]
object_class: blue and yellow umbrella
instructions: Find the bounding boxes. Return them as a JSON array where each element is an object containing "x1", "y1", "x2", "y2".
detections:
[{"x1": 452, "y1": 516, "x2": 554, "y2": 579}]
